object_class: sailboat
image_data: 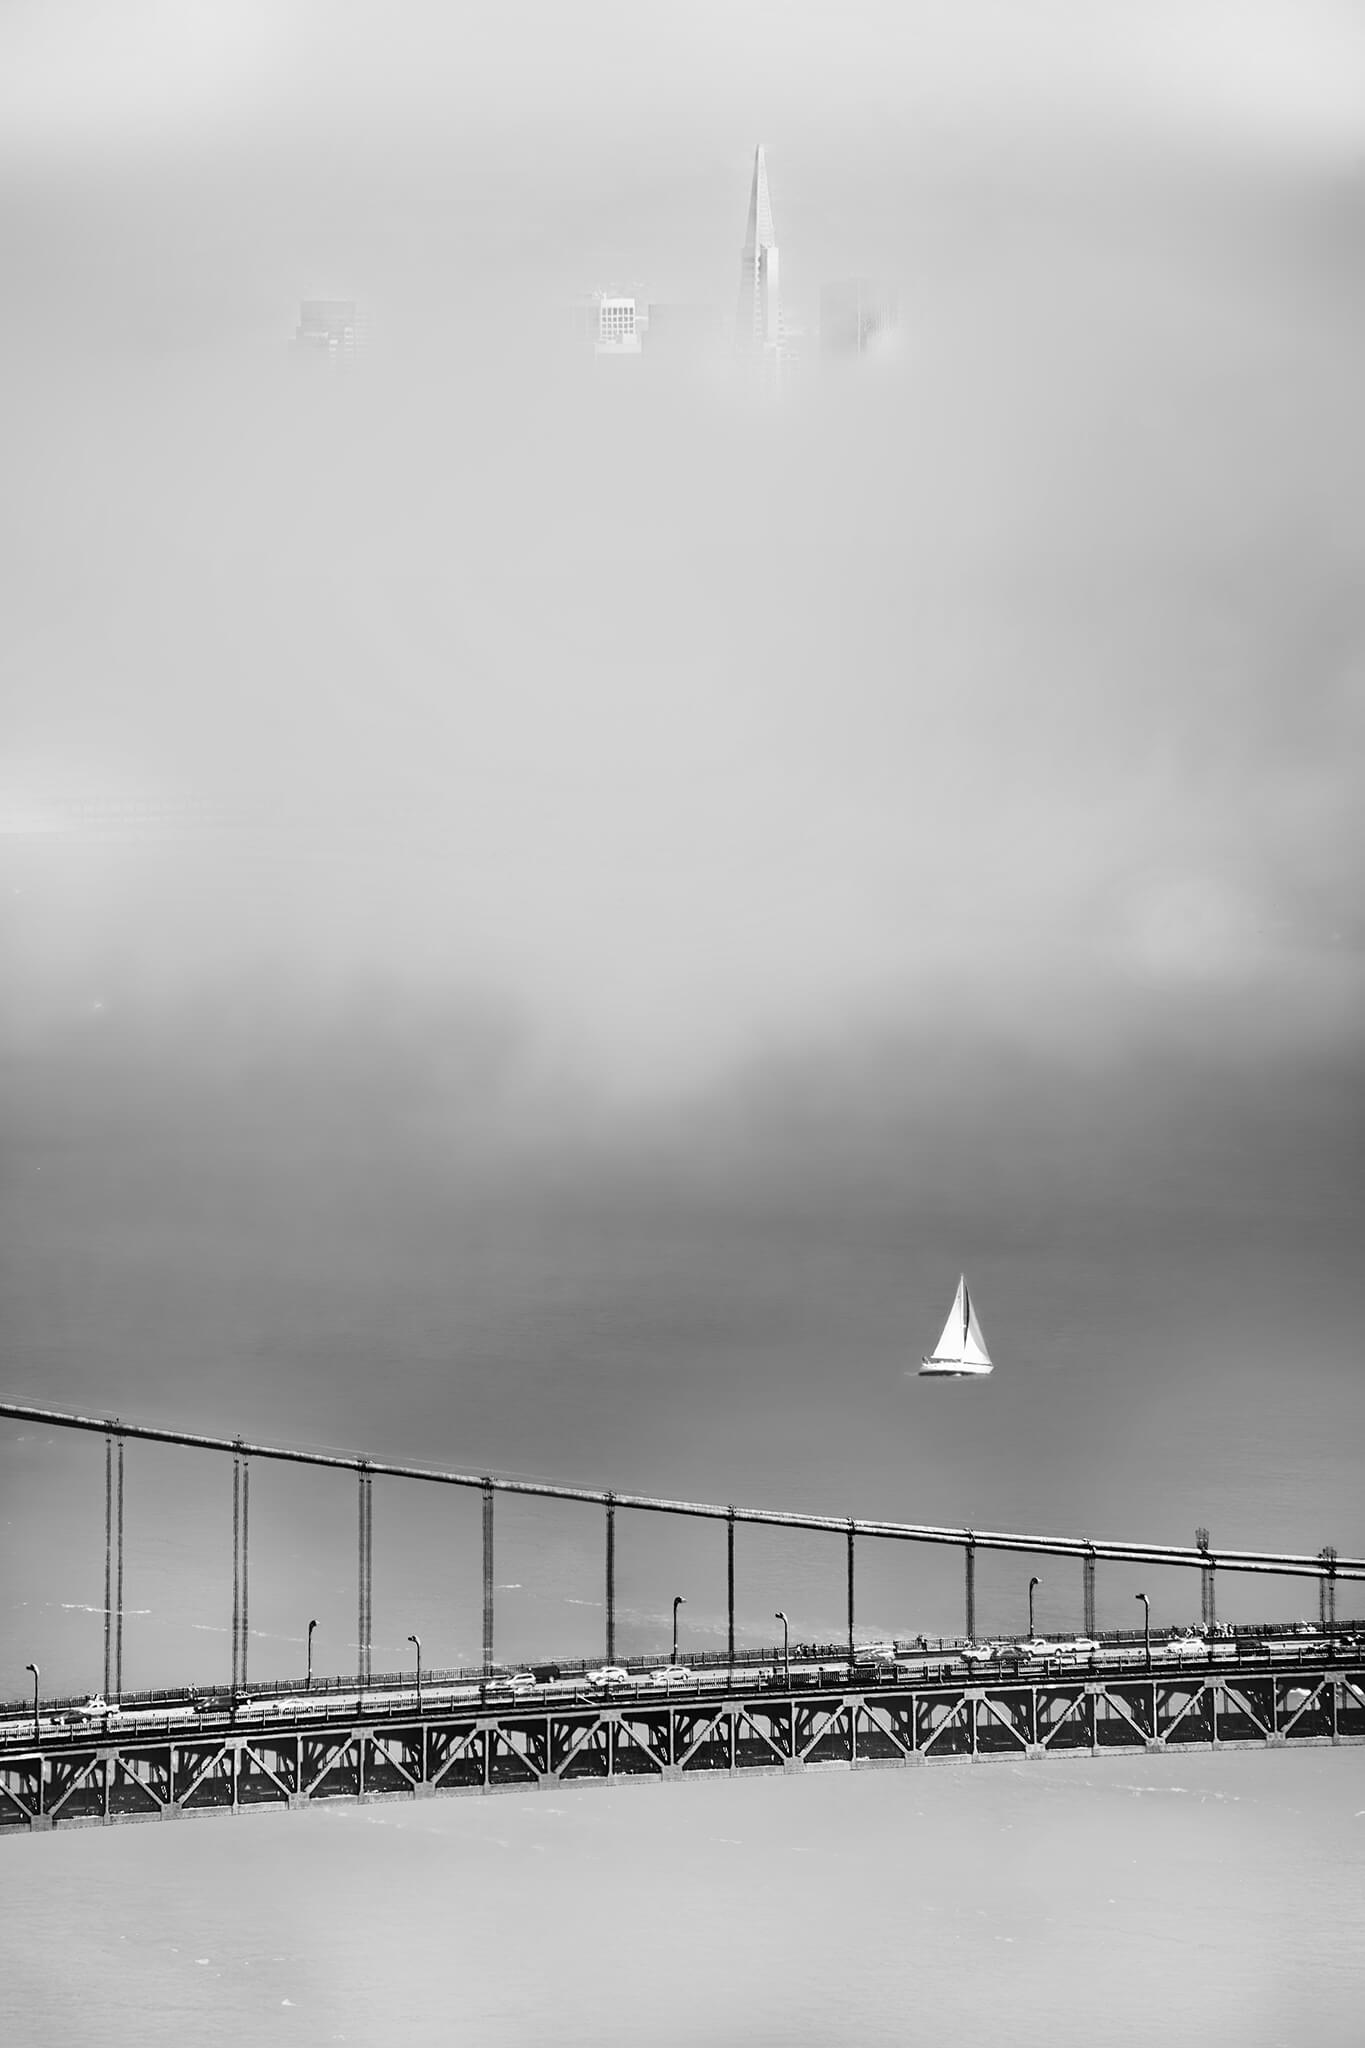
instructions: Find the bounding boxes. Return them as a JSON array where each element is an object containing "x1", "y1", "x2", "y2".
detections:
[{"x1": 919, "y1": 1274, "x2": 993, "y2": 1378}]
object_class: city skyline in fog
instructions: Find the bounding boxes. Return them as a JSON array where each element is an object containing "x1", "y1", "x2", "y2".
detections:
[
  {"x1": 3, "y1": 22, "x2": 1363, "y2": 2048},
  {"x1": 2, "y1": 1, "x2": 1362, "y2": 1694}
]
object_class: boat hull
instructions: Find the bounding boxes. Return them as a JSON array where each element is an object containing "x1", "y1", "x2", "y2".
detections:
[{"x1": 918, "y1": 1359, "x2": 992, "y2": 1377}]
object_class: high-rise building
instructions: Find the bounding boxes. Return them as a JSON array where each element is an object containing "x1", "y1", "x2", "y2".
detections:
[
  {"x1": 569, "y1": 291, "x2": 645, "y2": 357},
  {"x1": 593, "y1": 292, "x2": 643, "y2": 356},
  {"x1": 293, "y1": 300, "x2": 365, "y2": 363},
  {"x1": 736, "y1": 145, "x2": 781, "y2": 358},
  {"x1": 819, "y1": 279, "x2": 901, "y2": 362}
]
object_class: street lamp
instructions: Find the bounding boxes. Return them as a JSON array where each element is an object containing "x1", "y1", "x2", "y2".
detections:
[
  {"x1": 407, "y1": 1634, "x2": 422, "y2": 1709},
  {"x1": 672, "y1": 1595, "x2": 685, "y2": 1667},
  {"x1": 1028, "y1": 1576, "x2": 1040, "y2": 1639},
  {"x1": 306, "y1": 1619, "x2": 318, "y2": 1690},
  {"x1": 1136, "y1": 1593, "x2": 1151, "y2": 1672},
  {"x1": 24, "y1": 1662, "x2": 39, "y2": 1743},
  {"x1": 775, "y1": 1611, "x2": 790, "y2": 1689}
]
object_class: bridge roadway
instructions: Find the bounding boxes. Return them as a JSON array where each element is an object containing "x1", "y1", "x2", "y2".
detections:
[{"x1": 4, "y1": 1632, "x2": 1362, "y2": 1833}]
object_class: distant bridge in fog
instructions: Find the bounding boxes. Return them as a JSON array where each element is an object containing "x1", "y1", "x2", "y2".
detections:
[{"x1": 2, "y1": 1396, "x2": 1362, "y2": 1833}]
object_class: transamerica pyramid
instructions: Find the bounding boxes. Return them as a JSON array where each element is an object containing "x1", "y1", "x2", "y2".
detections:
[{"x1": 737, "y1": 144, "x2": 781, "y2": 355}]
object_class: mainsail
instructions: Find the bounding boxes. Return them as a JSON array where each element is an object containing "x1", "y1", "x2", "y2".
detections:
[{"x1": 920, "y1": 1274, "x2": 993, "y2": 1377}]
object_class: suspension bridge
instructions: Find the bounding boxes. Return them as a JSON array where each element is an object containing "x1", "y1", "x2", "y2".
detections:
[{"x1": 2, "y1": 1397, "x2": 1361, "y2": 1833}]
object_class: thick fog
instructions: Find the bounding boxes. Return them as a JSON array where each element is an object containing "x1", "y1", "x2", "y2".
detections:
[{"x1": 2, "y1": 5, "x2": 1363, "y2": 1687}]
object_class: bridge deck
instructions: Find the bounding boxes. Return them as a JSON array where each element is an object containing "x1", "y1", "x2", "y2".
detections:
[{"x1": 4, "y1": 1656, "x2": 1362, "y2": 1834}]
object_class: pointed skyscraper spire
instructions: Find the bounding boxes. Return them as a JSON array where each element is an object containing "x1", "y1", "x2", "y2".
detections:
[
  {"x1": 743, "y1": 144, "x2": 776, "y2": 258},
  {"x1": 737, "y1": 143, "x2": 781, "y2": 357}
]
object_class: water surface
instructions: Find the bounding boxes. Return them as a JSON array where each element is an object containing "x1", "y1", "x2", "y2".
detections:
[{"x1": 3, "y1": 1748, "x2": 1362, "y2": 2046}]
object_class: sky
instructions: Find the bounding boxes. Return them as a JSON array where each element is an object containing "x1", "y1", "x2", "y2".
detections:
[{"x1": 1, "y1": 1, "x2": 1363, "y2": 1693}]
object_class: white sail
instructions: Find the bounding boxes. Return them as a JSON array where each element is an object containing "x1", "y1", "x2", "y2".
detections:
[
  {"x1": 962, "y1": 1283, "x2": 992, "y2": 1367},
  {"x1": 920, "y1": 1273, "x2": 993, "y2": 1376},
  {"x1": 930, "y1": 1277, "x2": 967, "y2": 1363}
]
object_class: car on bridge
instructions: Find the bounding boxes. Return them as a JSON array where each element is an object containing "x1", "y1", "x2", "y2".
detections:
[
  {"x1": 479, "y1": 1672, "x2": 539, "y2": 1701},
  {"x1": 1161, "y1": 1633, "x2": 1209, "y2": 1660},
  {"x1": 1007, "y1": 1638, "x2": 1097, "y2": 1668},
  {"x1": 54, "y1": 1694, "x2": 112, "y2": 1726},
  {"x1": 649, "y1": 1666, "x2": 696, "y2": 1689},
  {"x1": 1013, "y1": 1638, "x2": 1064, "y2": 1662},
  {"x1": 584, "y1": 1666, "x2": 631, "y2": 1694}
]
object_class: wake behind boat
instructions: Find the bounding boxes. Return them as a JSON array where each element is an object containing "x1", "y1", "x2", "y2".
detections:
[{"x1": 919, "y1": 1273, "x2": 993, "y2": 1377}]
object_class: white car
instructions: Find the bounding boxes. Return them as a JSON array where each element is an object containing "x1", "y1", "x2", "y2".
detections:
[
  {"x1": 960, "y1": 1643, "x2": 999, "y2": 1667},
  {"x1": 584, "y1": 1666, "x2": 630, "y2": 1692},
  {"x1": 1015, "y1": 1638, "x2": 1064, "y2": 1660},
  {"x1": 480, "y1": 1671, "x2": 537, "y2": 1699},
  {"x1": 649, "y1": 1666, "x2": 695, "y2": 1689},
  {"x1": 53, "y1": 1694, "x2": 110, "y2": 1728},
  {"x1": 1162, "y1": 1633, "x2": 1208, "y2": 1659}
]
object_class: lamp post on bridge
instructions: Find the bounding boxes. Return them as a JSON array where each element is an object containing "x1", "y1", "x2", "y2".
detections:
[
  {"x1": 775, "y1": 1611, "x2": 790, "y2": 1690},
  {"x1": 1136, "y1": 1593, "x2": 1151, "y2": 1672},
  {"x1": 1028, "y1": 1576, "x2": 1040, "y2": 1639},
  {"x1": 306, "y1": 1619, "x2": 317, "y2": 1691},
  {"x1": 672, "y1": 1595, "x2": 685, "y2": 1667},
  {"x1": 407, "y1": 1633, "x2": 422, "y2": 1710},
  {"x1": 24, "y1": 1662, "x2": 39, "y2": 1743}
]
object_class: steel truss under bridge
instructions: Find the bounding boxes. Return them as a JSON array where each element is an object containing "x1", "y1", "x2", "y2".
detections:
[{"x1": 4, "y1": 1656, "x2": 1363, "y2": 1834}]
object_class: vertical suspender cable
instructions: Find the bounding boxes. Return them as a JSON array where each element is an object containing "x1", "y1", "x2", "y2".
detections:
[
  {"x1": 240, "y1": 1456, "x2": 250, "y2": 1689},
  {"x1": 103, "y1": 1434, "x2": 113, "y2": 1698},
  {"x1": 727, "y1": 1508, "x2": 736, "y2": 1674},
  {"x1": 481, "y1": 1479, "x2": 494, "y2": 1675},
  {"x1": 843, "y1": 1515, "x2": 855, "y2": 1671},
  {"x1": 357, "y1": 1466, "x2": 373, "y2": 1685},
  {"x1": 364, "y1": 1470, "x2": 373, "y2": 1682},
  {"x1": 114, "y1": 1435, "x2": 125, "y2": 1700},
  {"x1": 232, "y1": 1451, "x2": 241, "y2": 1692},
  {"x1": 356, "y1": 1467, "x2": 365, "y2": 1683},
  {"x1": 605, "y1": 1494, "x2": 616, "y2": 1666}
]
